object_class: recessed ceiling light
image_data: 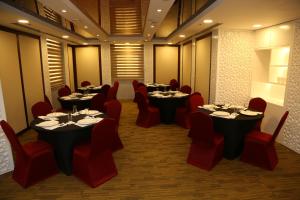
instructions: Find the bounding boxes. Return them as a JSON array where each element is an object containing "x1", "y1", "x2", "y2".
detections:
[
  {"x1": 18, "y1": 19, "x2": 29, "y2": 24},
  {"x1": 150, "y1": 24, "x2": 155, "y2": 28},
  {"x1": 61, "y1": 9, "x2": 67, "y2": 13},
  {"x1": 203, "y1": 19, "x2": 213, "y2": 24},
  {"x1": 279, "y1": 25, "x2": 290, "y2": 30},
  {"x1": 253, "y1": 24, "x2": 262, "y2": 28},
  {"x1": 179, "y1": 34, "x2": 186, "y2": 38},
  {"x1": 147, "y1": 33, "x2": 151, "y2": 37},
  {"x1": 84, "y1": 25, "x2": 88, "y2": 29},
  {"x1": 62, "y1": 35, "x2": 69, "y2": 39},
  {"x1": 168, "y1": 42, "x2": 173, "y2": 45},
  {"x1": 83, "y1": 43, "x2": 88, "y2": 45},
  {"x1": 96, "y1": 34, "x2": 100, "y2": 37},
  {"x1": 156, "y1": 9, "x2": 162, "y2": 13}
]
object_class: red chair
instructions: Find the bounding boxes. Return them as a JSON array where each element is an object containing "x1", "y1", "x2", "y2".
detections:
[
  {"x1": 113, "y1": 81, "x2": 119, "y2": 91},
  {"x1": 44, "y1": 95, "x2": 53, "y2": 110},
  {"x1": 132, "y1": 80, "x2": 139, "y2": 92},
  {"x1": 104, "y1": 100, "x2": 123, "y2": 151},
  {"x1": 187, "y1": 112, "x2": 224, "y2": 171},
  {"x1": 72, "y1": 119, "x2": 118, "y2": 188},
  {"x1": 137, "y1": 85, "x2": 148, "y2": 101},
  {"x1": 180, "y1": 85, "x2": 192, "y2": 94},
  {"x1": 240, "y1": 111, "x2": 289, "y2": 170},
  {"x1": 175, "y1": 92, "x2": 204, "y2": 129},
  {"x1": 106, "y1": 86, "x2": 117, "y2": 101},
  {"x1": 248, "y1": 97, "x2": 267, "y2": 131},
  {"x1": 169, "y1": 79, "x2": 179, "y2": 91},
  {"x1": 81, "y1": 81, "x2": 91, "y2": 87},
  {"x1": 90, "y1": 93, "x2": 106, "y2": 112},
  {"x1": 135, "y1": 92, "x2": 160, "y2": 128},
  {"x1": 0, "y1": 120, "x2": 58, "y2": 188},
  {"x1": 58, "y1": 86, "x2": 71, "y2": 97},
  {"x1": 101, "y1": 84, "x2": 111, "y2": 99},
  {"x1": 31, "y1": 101, "x2": 53, "y2": 118}
]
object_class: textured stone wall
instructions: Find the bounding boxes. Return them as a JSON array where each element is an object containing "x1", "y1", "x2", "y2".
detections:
[{"x1": 0, "y1": 131, "x2": 14, "y2": 175}]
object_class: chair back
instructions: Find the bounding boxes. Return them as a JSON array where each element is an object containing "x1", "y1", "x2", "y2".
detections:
[
  {"x1": 189, "y1": 112, "x2": 215, "y2": 146},
  {"x1": 58, "y1": 86, "x2": 71, "y2": 97},
  {"x1": 90, "y1": 93, "x2": 106, "y2": 112},
  {"x1": 270, "y1": 111, "x2": 289, "y2": 145},
  {"x1": 248, "y1": 97, "x2": 267, "y2": 113},
  {"x1": 132, "y1": 80, "x2": 139, "y2": 91},
  {"x1": 113, "y1": 81, "x2": 119, "y2": 90},
  {"x1": 135, "y1": 92, "x2": 148, "y2": 112},
  {"x1": 189, "y1": 92, "x2": 204, "y2": 112},
  {"x1": 107, "y1": 86, "x2": 117, "y2": 101},
  {"x1": 180, "y1": 85, "x2": 192, "y2": 94},
  {"x1": 0, "y1": 120, "x2": 27, "y2": 159},
  {"x1": 91, "y1": 118, "x2": 116, "y2": 155},
  {"x1": 137, "y1": 82, "x2": 145, "y2": 88},
  {"x1": 105, "y1": 100, "x2": 122, "y2": 126},
  {"x1": 137, "y1": 85, "x2": 148, "y2": 100},
  {"x1": 101, "y1": 84, "x2": 110, "y2": 98},
  {"x1": 44, "y1": 95, "x2": 53, "y2": 110},
  {"x1": 31, "y1": 101, "x2": 53, "y2": 118},
  {"x1": 170, "y1": 79, "x2": 179, "y2": 91},
  {"x1": 81, "y1": 81, "x2": 91, "y2": 87}
]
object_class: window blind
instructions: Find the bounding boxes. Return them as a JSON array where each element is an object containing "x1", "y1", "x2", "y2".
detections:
[
  {"x1": 111, "y1": 44, "x2": 144, "y2": 80},
  {"x1": 46, "y1": 38, "x2": 64, "y2": 88},
  {"x1": 43, "y1": 6, "x2": 62, "y2": 24}
]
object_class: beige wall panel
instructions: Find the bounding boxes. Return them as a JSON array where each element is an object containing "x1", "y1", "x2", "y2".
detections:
[
  {"x1": 0, "y1": 31, "x2": 27, "y2": 132},
  {"x1": 195, "y1": 36, "x2": 211, "y2": 104},
  {"x1": 19, "y1": 35, "x2": 44, "y2": 123},
  {"x1": 75, "y1": 47, "x2": 100, "y2": 87},
  {"x1": 182, "y1": 43, "x2": 192, "y2": 86},
  {"x1": 67, "y1": 47, "x2": 75, "y2": 91},
  {"x1": 155, "y1": 46, "x2": 179, "y2": 84}
]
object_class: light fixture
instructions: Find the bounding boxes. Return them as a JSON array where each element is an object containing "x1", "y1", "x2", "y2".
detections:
[
  {"x1": 83, "y1": 43, "x2": 88, "y2": 45},
  {"x1": 147, "y1": 33, "x2": 151, "y2": 37},
  {"x1": 61, "y1": 9, "x2": 67, "y2": 13},
  {"x1": 279, "y1": 25, "x2": 290, "y2": 30},
  {"x1": 156, "y1": 9, "x2": 162, "y2": 13},
  {"x1": 18, "y1": 19, "x2": 29, "y2": 24},
  {"x1": 84, "y1": 25, "x2": 88, "y2": 29},
  {"x1": 96, "y1": 34, "x2": 100, "y2": 37},
  {"x1": 168, "y1": 42, "x2": 173, "y2": 45},
  {"x1": 62, "y1": 35, "x2": 69, "y2": 39},
  {"x1": 203, "y1": 19, "x2": 213, "y2": 24},
  {"x1": 150, "y1": 24, "x2": 155, "y2": 28},
  {"x1": 179, "y1": 34, "x2": 186, "y2": 38},
  {"x1": 125, "y1": 42, "x2": 130, "y2": 45},
  {"x1": 252, "y1": 24, "x2": 262, "y2": 28}
]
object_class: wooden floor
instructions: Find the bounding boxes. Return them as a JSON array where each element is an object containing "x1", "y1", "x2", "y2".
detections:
[{"x1": 1, "y1": 100, "x2": 300, "y2": 200}]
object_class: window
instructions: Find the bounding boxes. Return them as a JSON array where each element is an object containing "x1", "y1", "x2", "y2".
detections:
[
  {"x1": 111, "y1": 44, "x2": 144, "y2": 80},
  {"x1": 46, "y1": 38, "x2": 64, "y2": 88},
  {"x1": 43, "y1": 6, "x2": 62, "y2": 24}
]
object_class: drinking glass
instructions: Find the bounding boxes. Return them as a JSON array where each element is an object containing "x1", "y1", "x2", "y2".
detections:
[{"x1": 68, "y1": 112, "x2": 72, "y2": 122}]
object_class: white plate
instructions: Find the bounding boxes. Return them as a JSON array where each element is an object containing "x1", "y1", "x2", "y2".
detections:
[
  {"x1": 36, "y1": 120, "x2": 59, "y2": 127},
  {"x1": 80, "y1": 96, "x2": 93, "y2": 100},
  {"x1": 47, "y1": 112, "x2": 67, "y2": 117},
  {"x1": 77, "y1": 118, "x2": 98, "y2": 125},
  {"x1": 212, "y1": 111, "x2": 230, "y2": 116},
  {"x1": 240, "y1": 110, "x2": 258, "y2": 116},
  {"x1": 203, "y1": 104, "x2": 215, "y2": 109},
  {"x1": 79, "y1": 109, "x2": 100, "y2": 115}
]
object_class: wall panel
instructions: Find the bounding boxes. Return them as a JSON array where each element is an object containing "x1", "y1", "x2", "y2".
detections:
[{"x1": 182, "y1": 42, "x2": 192, "y2": 86}]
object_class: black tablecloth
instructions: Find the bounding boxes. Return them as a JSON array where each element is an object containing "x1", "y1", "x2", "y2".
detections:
[
  {"x1": 77, "y1": 86, "x2": 103, "y2": 94},
  {"x1": 58, "y1": 95, "x2": 92, "y2": 110},
  {"x1": 198, "y1": 108, "x2": 263, "y2": 159},
  {"x1": 31, "y1": 113, "x2": 106, "y2": 175},
  {"x1": 146, "y1": 84, "x2": 170, "y2": 92},
  {"x1": 149, "y1": 92, "x2": 188, "y2": 124}
]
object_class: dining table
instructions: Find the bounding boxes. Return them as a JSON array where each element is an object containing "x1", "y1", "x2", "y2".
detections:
[
  {"x1": 146, "y1": 83, "x2": 170, "y2": 92},
  {"x1": 148, "y1": 91, "x2": 189, "y2": 124},
  {"x1": 197, "y1": 105, "x2": 263, "y2": 160},
  {"x1": 77, "y1": 85, "x2": 103, "y2": 94},
  {"x1": 58, "y1": 93, "x2": 96, "y2": 110},
  {"x1": 30, "y1": 110, "x2": 106, "y2": 175}
]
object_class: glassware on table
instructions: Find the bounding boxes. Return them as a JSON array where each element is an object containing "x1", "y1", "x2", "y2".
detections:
[
  {"x1": 72, "y1": 105, "x2": 78, "y2": 114},
  {"x1": 68, "y1": 112, "x2": 73, "y2": 122}
]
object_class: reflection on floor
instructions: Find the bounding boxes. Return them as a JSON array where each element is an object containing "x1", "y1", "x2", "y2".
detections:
[{"x1": 1, "y1": 100, "x2": 300, "y2": 199}]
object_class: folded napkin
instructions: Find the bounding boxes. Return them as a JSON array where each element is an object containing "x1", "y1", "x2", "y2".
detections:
[
  {"x1": 75, "y1": 117, "x2": 103, "y2": 127},
  {"x1": 36, "y1": 122, "x2": 67, "y2": 130},
  {"x1": 38, "y1": 116, "x2": 58, "y2": 121},
  {"x1": 210, "y1": 113, "x2": 239, "y2": 119}
]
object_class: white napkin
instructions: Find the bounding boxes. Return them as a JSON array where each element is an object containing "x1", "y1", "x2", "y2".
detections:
[
  {"x1": 38, "y1": 123, "x2": 67, "y2": 130},
  {"x1": 75, "y1": 117, "x2": 103, "y2": 127},
  {"x1": 210, "y1": 113, "x2": 239, "y2": 119},
  {"x1": 38, "y1": 116, "x2": 58, "y2": 121}
]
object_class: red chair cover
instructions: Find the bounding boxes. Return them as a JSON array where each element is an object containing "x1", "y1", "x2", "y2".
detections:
[
  {"x1": 137, "y1": 85, "x2": 148, "y2": 100},
  {"x1": 113, "y1": 81, "x2": 119, "y2": 91},
  {"x1": 248, "y1": 97, "x2": 267, "y2": 131},
  {"x1": 31, "y1": 101, "x2": 53, "y2": 118},
  {"x1": 90, "y1": 93, "x2": 106, "y2": 112},
  {"x1": 44, "y1": 95, "x2": 53, "y2": 110},
  {"x1": 240, "y1": 111, "x2": 289, "y2": 170},
  {"x1": 101, "y1": 84, "x2": 111, "y2": 99},
  {"x1": 0, "y1": 120, "x2": 58, "y2": 188},
  {"x1": 106, "y1": 86, "x2": 117, "y2": 101},
  {"x1": 72, "y1": 119, "x2": 118, "y2": 188},
  {"x1": 180, "y1": 85, "x2": 192, "y2": 94},
  {"x1": 81, "y1": 81, "x2": 91, "y2": 87},
  {"x1": 58, "y1": 86, "x2": 71, "y2": 97},
  {"x1": 132, "y1": 80, "x2": 139, "y2": 92},
  {"x1": 104, "y1": 100, "x2": 123, "y2": 151},
  {"x1": 169, "y1": 79, "x2": 179, "y2": 91},
  {"x1": 187, "y1": 112, "x2": 224, "y2": 171},
  {"x1": 135, "y1": 92, "x2": 160, "y2": 128},
  {"x1": 189, "y1": 92, "x2": 204, "y2": 112}
]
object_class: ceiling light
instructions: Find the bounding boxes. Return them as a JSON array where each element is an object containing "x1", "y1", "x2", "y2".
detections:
[
  {"x1": 147, "y1": 33, "x2": 151, "y2": 37},
  {"x1": 279, "y1": 25, "x2": 290, "y2": 30},
  {"x1": 156, "y1": 9, "x2": 162, "y2": 13},
  {"x1": 150, "y1": 24, "x2": 155, "y2": 28},
  {"x1": 203, "y1": 19, "x2": 213, "y2": 24},
  {"x1": 125, "y1": 42, "x2": 130, "y2": 45},
  {"x1": 168, "y1": 42, "x2": 173, "y2": 45},
  {"x1": 62, "y1": 35, "x2": 69, "y2": 39},
  {"x1": 252, "y1": 24, "x2": 262, "y2": 28},
  {"x1": 83, "y1": 43, "x2": 88, "y2": 45},
  {"x1": 96, "y1": 34, "x2": 100, "y2": 37},
  {"x1": 84, "y1": 25, "x2": 88, "y2": 29},
  {"x1": 179, "y1": 34, "x2": 186, "y2": 38},
  {"x1": 61, "y1": 9, "x2": 67, "y2": 13},
  {"x1": 18, "y1": 19, "x2": 29, "y2": 24}
]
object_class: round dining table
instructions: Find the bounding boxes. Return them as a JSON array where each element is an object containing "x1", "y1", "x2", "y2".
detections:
[
  {"x1": 146, "y1": 83, "x2": 170, "y2": 92},
  {"x1": 148, "y1": 91, "x2": 189, "y2": 124},
  {"x1": 77, "y1": 85, "x2": 103, "y2": 94},
  {"x1": 31, "y1": 111, "x2": 106, "y2": 175},
  {"x1": 197, "y1": 106, "x2": 263, "y2": 160},
  {"x1": 58, "y1": 93, "x2": 95, "y2": 110}
]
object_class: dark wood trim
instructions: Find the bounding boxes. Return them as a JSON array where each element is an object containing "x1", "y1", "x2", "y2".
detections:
[
  {"x1": 98, "y1": 46, "x2": 102, "y2": 85},
  {"x1": 72, "y1": 47, "x2": 78, "y2": 90},
  {"x1": 153, "y1": 45, "x2": 156, "y2": 83},
  {"x1": 177, "y1": 0, "x2": 182, "y2": 28},
  {"x1": 0, "y1": 25, "x2": 40, "y2": 39},
  {"x1": 70, "y1": 22, "x2": 75, "y2": 32},
  {"x1": 195, "y1": 32, "x2": 213, "y2": 41},
  {"x1": 38, "y1": 38, "x2": 46, "y2": 95},
  {"x1": 177, "y1": 45, "x2": 181, "y2": 87},
  {"x1": 34, "y1": 0, "x2": 39, "y2": 15},
  {"x1": 97, "y1": 0, "x2": 101, "y2": 26},
  {"x1": 16, "y1": 34, "x2": 29, "y2": 127}
]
